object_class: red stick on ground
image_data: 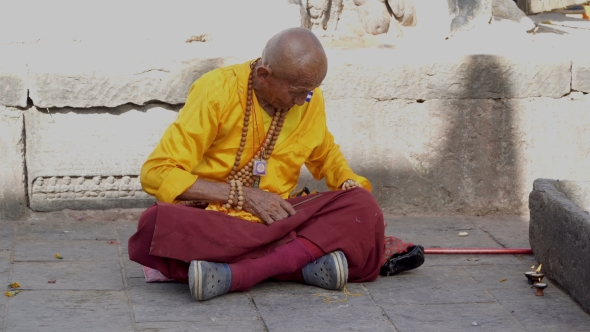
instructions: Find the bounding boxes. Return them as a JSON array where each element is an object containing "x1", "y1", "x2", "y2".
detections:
[{"x1": 424, "y1": 248, "x2": 533, "y2": 254}]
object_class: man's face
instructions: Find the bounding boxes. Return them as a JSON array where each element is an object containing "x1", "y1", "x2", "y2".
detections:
[{"x1": 265, "y1": 75, "x2": 316, "y2": 110}]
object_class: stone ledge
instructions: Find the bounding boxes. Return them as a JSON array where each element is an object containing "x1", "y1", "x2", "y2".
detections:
[
  {"x1": 573, "y1": 55, "x2": 590, "y2": 93},
  {"x1": 0, "y1": 43, "x2": 578, "y2": 109},
  {"x1": 323, "y1": 47, "x2": 571, "y2": 100},
  {"x1": 0, "y1": 54, "x2": 27, "y2": 108},
  {"x1": 26, "y1": 44, "x2": 253, "y2": 108},
  {"x1": 529, "y1": 178, "x2": 590, "y2": 314}
]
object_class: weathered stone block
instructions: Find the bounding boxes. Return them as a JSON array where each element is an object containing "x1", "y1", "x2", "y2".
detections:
[
  {"x1": 573, "y1": 54, "x2": 590, "y2": 93},
  {"x1": 0, "y1": 107, "x2": 26, "y2": 219},
  {"x1": 301, "y1": 94, "x2": 590, "y2": 215},
  {"x1": 27, "y1": 45, "x2": 246, "y2": 108},
  {"x1": 0, "y1": 48, "x2": 28, "y2": 108},
  {"x1": 529, "y1": 178, "x2": 590, "y2": 313},
  {"x1": 25, "y1": 104, "x2": 179, "y2": 211},
  {"x1": 322, "y1": 48, "x2": 571, "y2": 101}
]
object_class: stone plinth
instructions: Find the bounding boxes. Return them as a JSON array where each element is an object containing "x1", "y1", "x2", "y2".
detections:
[
  {"x1": 30, "y1": 175, "x2": 154, "y2": 212},
  {"x1": 25, "y1": 104, "x2": 178, "y2": 211},
  {"x1": 0, "y1": 107, "x2": 26, "y2": 219},
  {"x1": 529, "y1": 179, "x2": 590, "y2": 313}
]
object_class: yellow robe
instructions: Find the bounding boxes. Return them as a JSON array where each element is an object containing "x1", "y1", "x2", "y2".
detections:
[{"x1": 141, "y1": 60, "x2": 371, "y2": 223}]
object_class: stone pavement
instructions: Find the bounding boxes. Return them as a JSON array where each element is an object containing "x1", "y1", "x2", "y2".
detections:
[{"x1": 1, "y1": 210, "x2": 589, "y2": 332}]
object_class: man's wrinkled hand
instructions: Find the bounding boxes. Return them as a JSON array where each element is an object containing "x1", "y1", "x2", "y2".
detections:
[
  {"x1": 242, "y1": 187, "x2": 296, "y2": 225},
  {"x1": 341, "y1": 179, "x2": 360, "y2": 190}
]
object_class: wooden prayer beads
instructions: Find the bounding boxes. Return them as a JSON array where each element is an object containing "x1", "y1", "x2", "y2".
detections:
[
  {"x1": 226, "y1": 58, "x2": 286, "y2": 192},
  {"x1": 224, "y1": 179, "x2": 244, "y2": 211}
]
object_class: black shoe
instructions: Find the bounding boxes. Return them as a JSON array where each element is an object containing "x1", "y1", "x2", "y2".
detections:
[{"x1": 380, "y1": 245, "x2": 425, "y2": 276}]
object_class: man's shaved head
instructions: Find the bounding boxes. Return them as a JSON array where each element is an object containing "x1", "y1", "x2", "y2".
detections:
[
  {"x1": 252, "y1": 28, "x2": 328, "y2": 111},
  {"x1": 260, "y1": 27, "x2": 328, "y2": 85}
]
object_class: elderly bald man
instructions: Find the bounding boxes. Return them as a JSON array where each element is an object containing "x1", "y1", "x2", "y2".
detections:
[{"x1": 129, "y1": 28, "x2": 419, "y2": 301}]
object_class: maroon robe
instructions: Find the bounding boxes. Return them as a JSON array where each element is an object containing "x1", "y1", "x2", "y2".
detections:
[{"x1": 128, "y1": 188, "x2": 384, "y2": 284}]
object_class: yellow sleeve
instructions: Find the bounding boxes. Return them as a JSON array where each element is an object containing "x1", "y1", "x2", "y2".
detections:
[
  {"x1": 140, "y1": 75, "x2": 224, "y2": 203},
  {"x1": 304, "y1": 91, "x2": 372, "y2": 192}
]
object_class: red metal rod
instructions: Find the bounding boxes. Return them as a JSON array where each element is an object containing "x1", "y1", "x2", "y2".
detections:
[{"x1": 424, "y1": 248, "x2": 533, "y2": 254}]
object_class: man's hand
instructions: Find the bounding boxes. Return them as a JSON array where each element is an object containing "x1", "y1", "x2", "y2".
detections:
[
  {"x1": 242, "y1": 187, "x2": 297, "y2": 225},
  {"x1": 341, "y1": 179, "x2": 361, "y2": 190}
]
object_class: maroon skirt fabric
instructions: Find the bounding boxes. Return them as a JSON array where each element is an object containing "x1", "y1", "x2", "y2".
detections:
[{"x1": 128, "y1": 187, "x2": 385, "y2": 284}]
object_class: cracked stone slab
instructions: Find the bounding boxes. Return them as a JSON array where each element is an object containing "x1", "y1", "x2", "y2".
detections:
[
  {"x1": 384, "y1": 216, "x2": 500, "y2": 248},
  {"x1": 137, "y1": 320, "x2": 267, "y2": 332},
  {"x1": 0, "y1": 252, "x2": 10, "y2": 325},
  {"x1": 249, "y1": 280, "x2": 342, "y2": 296},
  {"x1": 382, "y1": 302, "x2": 525, "y2": 332},
  {"x1": 16, "y1": 220, "x2": 116, "y2": 241},
  {"x1": 424, "y1": 254, "x2": 525, "y2": 268},
  {"x1": 23, "y1": 43, "x2": 574, "y2": 109},
  {"x1": 489, "y1": 286, "x2": 590, "y2": 331},
  {"x1": 365, "y1": 266, "x2": 494, "y2": 305},
  {"x1": 128, "y1": 278, "x2": 258, "y2": 323},
  {"x1": 462, "y1": 264, "x2": 537, "y2": 290},
  {"x1": 0, "y1": 221, "x2": 14, "y2": 249},
  {"x1": 14, "y1": 239, "x2": 119, "y2": 261},
  {"x1": 0, "y1": 250, "x2": 11, "y2": 285},
  {"x1": 135, "y1": 320, "x2": 266, "y2": 332},
  {"x1": 468, "y1": 215, "x2": 530, "y2": 248},
  {"x1": 122, "y1": 256, "x2": 145, "y2": 279},
  {"x1": 323, "y1": 47, "x2": 571, "y2": 101},
  {"x1": 5, "y1": 290, "x2": 132, "y2": 332},
  {"x1": 251, "y1": 283, "x2": 394, "y2": 332},
  {"x1": 116, "y1": 221, "x2": 139, "y2": 253},
  {"x1": 11, "y1": 260, "x2": 124, "y2": 290},
  {"x1": 27, "y1": 44, "x2": 248, "y2": 108}
]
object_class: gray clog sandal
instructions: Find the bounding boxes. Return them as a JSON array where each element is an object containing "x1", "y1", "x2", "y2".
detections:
[
  {"x1": 188, "y1": 260, "x2": 232, "y2": 301},
  {"x1": 302, "y1": 250, "x2": 348, "y2": 290}
]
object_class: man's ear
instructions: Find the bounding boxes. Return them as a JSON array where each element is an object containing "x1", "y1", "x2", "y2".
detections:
[{"x1": 256, "y1": 66, "x2": 271, "y2": 81}]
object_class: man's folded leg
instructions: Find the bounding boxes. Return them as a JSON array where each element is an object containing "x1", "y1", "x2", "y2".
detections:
[
  {"x1": 188, "y1": 237, "x2": 346, "y2": 301},
  {"x1": 128, "y1": 188, "x2": 385, "y2": 299},
  {"x1": 128, "y1": 204, "x2": 191, "y2": 283}
]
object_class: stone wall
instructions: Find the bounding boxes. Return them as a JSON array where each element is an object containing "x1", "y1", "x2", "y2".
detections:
[
  {"x1": 3, "y1": 39, "x2": 589, "y2": 217},
  {"x1": 1, "y1": 1, "x2": 590, "y2": 217}
]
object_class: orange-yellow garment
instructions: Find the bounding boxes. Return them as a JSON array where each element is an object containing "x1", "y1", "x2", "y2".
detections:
[{"x1": 141, "y1": 60, "x2": 371, "y2": 223}]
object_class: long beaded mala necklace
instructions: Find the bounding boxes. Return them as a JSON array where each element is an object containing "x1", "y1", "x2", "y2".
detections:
[{"x1": 223, "y1": 58, "x2": 287, "y2": 211}]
